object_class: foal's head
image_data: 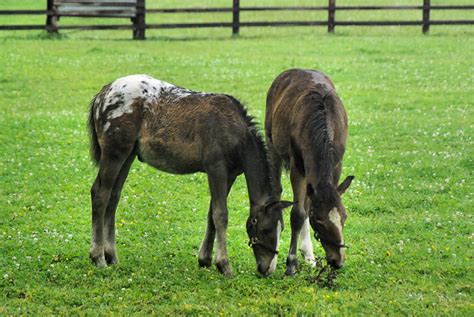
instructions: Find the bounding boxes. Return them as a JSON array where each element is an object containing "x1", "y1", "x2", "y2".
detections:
[
  {"x1": 307, "y1": 176, "x2": 354, "y2": 269},
  {"x1": 246, "y1": 200, "x2": 293, "y2": 276}
]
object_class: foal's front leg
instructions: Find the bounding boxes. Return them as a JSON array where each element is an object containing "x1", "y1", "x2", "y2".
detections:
[
  {"x1": 286, "y1": 161, "x2": 307, "y2": 275},
  {"x1": 198, "y1": 202, "x2": 216, "y2": 268},
  {"x1": 198, "y1": 174, "x2": 236, "y2": 268},
  {"x1": 299, "y1": 216, "x2": 316, "y2": 267},
  {"x1": 206, "y1": 163, "x2": 232, "y2": 276}
]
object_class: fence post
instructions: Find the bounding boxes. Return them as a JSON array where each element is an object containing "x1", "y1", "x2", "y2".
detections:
[
  {"x1": 133, "y1": 0, "x2": 146, "y2": 40},
  {"x1": 232, "y1": 0, "x2": 240, "y2": 35},
  {"x1": 423, "y1": 0, "x2": 430, "y2": 34},
  {"x1": 46, "y1": 0, "x2": 58, "y2": 34},
  {"x1": 328, "y1": 0, "x2": 336, "y2": 33}
]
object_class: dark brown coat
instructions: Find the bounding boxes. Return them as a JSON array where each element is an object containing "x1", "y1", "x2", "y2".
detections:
[
  {"x1": 88, "y1": 74, "x2": 292, "y2": 276},
  {"x1": 265, "y1": 69, "x2": 353, "y2": 273}
]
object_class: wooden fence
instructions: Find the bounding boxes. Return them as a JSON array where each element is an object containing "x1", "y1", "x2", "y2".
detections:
[{"x1": 0, "y1": 0, "x2": 473, "y2": 39}]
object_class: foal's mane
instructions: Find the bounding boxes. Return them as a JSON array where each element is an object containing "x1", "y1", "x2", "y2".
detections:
[
  {"x1": 304, "y1": 87, "x2": 343, "y2": 204},
  {"x1": 224, "y1": 95, "x2": 273, "y2": 190}
]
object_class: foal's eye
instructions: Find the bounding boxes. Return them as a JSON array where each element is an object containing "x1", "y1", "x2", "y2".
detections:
[{"x1": 251, "y1": 218, "x2": 257, "y2": 225}]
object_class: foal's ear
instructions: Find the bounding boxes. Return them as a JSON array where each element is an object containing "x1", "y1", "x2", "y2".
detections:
[
  {"x1": 265, "y1": 200, "x2": 294, "y2": 211},
  {"x1": 337, "y1": 176, "x2": 355, "y2": 195},
  {"x1": 278, "y1": 201, "x2": 294, "y2": 210}
]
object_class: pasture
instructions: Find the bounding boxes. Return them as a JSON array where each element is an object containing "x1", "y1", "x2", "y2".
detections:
[{"x1": 1, "y1": 0, "x2": 473, "y2": 315}]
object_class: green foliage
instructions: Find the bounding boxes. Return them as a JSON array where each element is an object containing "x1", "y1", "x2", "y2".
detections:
[{"x1": 0, "y1": 1, "x2": 473, "y2": 315}]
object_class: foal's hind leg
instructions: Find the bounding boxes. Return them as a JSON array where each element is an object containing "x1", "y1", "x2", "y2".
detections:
[
  {"x1": 103, "y1": 152, "x2": 136, "y2": 265},
  {"x1": 90, "y1": 149, "x2": 134, "y2": 267},
  {"x1": 198, "y1": 173, "x2": 237, "y2": 268}
]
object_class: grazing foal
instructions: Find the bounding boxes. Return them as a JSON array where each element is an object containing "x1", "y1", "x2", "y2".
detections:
[
  {"x1": 265, "y1": 69, "x2": 354, "y2": 275},
  {"x1": 88, "y1": 74, "x2": 291, "y2": 276}
]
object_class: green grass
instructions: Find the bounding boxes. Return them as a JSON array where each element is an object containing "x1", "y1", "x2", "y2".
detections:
[{"x1": 1, "y1": 0, "x2": 473, "y2": 315}]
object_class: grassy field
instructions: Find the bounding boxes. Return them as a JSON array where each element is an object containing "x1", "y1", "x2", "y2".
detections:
[{"x1": 1, "y1": 0, "x2": 473, "y2": 315}]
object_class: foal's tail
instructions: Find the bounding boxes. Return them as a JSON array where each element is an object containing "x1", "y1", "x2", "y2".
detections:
[{"x1": 88, "y1": 93, "x2": 101, "y2": 166}]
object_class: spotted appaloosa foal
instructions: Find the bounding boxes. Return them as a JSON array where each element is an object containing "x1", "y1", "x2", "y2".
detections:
[
  {"x1": 265, "y1": 69, "x2": 354, "y2": 275},
  {"x1": 88, "y1": 74, "x2": 292, "y2": 276}
]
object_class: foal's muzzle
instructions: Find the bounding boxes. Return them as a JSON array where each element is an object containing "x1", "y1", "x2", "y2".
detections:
[
  {"x1": 327, "y1": 256, "x2": 344, "y2": 269},
  {"x1": 257, "y1": 263, "x2": 271, "y2": 276}
]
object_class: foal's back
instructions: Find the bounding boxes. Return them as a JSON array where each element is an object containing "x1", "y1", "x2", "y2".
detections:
[
  {"x1": 91, "y1": 74, "x2": 249, "y2": 174},
  {"x1": 265, "y1": 69, "x2": 347, "y2": 159}
]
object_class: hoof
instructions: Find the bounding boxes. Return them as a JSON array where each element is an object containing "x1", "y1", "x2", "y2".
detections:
[
  {"x1": 285, "y1": 256, "x2": 298, "y2": 276},
  {"x1": 90, "y1": 245, "x2": 107, "y2": 268},
  {"x1": 216, "y1": 259, "x2": 232, "y2": 276},
  {"x1": 285, "y1": 266, "x2": 297, "y2": 276},
  {"x1": 104, "y1": 244, "x2": 118, "y2": 265},
  {"x1": 198, "y1": 257, "x2": 212, "y2": 268},
  {"x1": 104, "y1": 251, "x2": 118, "y2": 265},
  {"x1": 300, "y1": 250, "x2": 317, "y2": 268},
  {"x1": 90, "y1": 253, "x2": 107, "y2": 268}
]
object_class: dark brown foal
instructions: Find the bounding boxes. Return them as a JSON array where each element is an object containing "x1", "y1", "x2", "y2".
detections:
[
  {"x1": 265, "y1": 69, "x2": 354, "y2": 275},
  {"x1": 88, "y1": 75, "x2": 292, "y2": 276}
]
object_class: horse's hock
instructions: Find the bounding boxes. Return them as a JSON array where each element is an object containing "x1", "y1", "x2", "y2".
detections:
[{"x1": 46, "y1": 0, "x2": 145, "y2": 39}]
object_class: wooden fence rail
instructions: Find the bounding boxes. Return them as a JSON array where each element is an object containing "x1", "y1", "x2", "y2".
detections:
[{"x1": 0, "y1": 0, "x2": 473, "y2": 39}]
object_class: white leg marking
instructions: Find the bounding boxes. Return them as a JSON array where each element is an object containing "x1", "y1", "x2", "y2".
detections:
[
  {"x1": 299, "y1": 218, "x2": 316, "y2": 267},
  {"x1": 215, "y1": 241, "x2": 223, "y2": 262},
  {"x1": 215, "y1": 232, "x2": 226, "y2": 263}
]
